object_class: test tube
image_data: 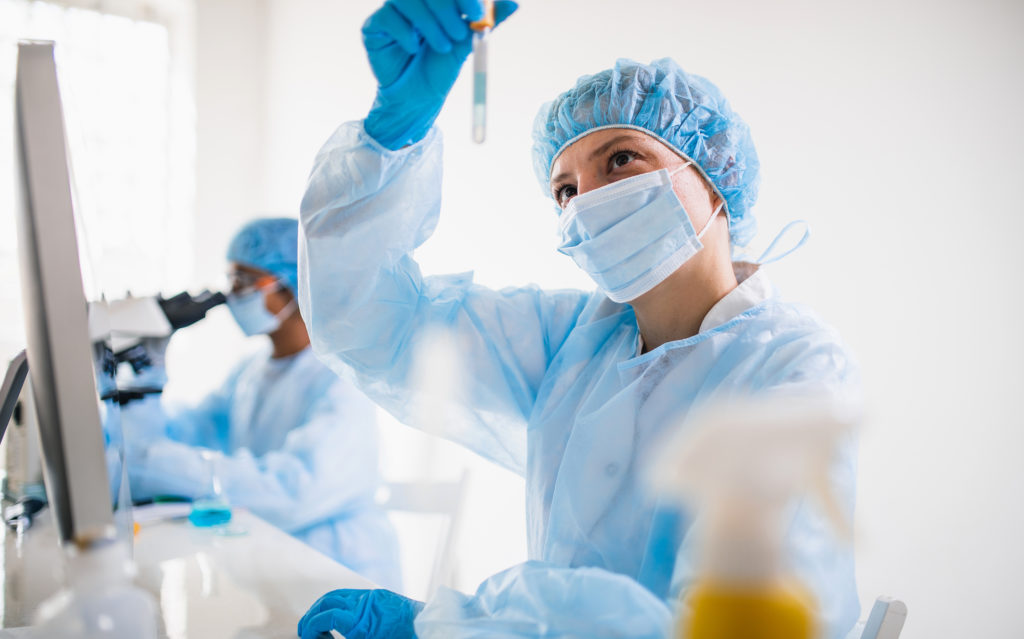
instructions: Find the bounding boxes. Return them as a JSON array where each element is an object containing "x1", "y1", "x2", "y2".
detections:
[{"x1": 470, "y1": 0, "x2": 494, "y2": 144}]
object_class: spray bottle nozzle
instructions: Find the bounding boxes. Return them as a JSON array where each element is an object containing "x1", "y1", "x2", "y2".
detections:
[
  {"x1": 649, "y1": 394, "x2": 858, "y2": 577},
  {"x1": 649, "y1": 394, "x2": 858, "y2": 639}
]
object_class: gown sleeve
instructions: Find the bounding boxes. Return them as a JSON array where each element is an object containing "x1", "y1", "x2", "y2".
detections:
[
  {"x1": 298, "y1": 122, "x2": 589, "y2": 475},
  {"x1": 124, "y1": 365, "x2": 382, "y2": 535},
  {"x1": 416, "y1": 320, "x2": 861, "y2": 639},
  {"x1": 415, "y1": 561, "x2": 674, "y2": 639},
  {"x1": 159, "y1": 362, "x2": 239, "y2": 451}
]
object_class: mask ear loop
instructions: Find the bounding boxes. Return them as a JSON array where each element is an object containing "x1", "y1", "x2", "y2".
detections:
[
  {"x1": 668, "y1": 160, "x2": 694, "y2": 177},
  {"x1": 263, "y1": 280, "x2": 299, "y2": 323},
  {"x1": 756, "y1": 220, "x2": 811, "y2": 265},
  {"x1": 244, "y1": 278, "x2": 299, "y2": 325},
  {"x1": 695, "y1": 200, "x2": 726, "y2": 241},
  {"x1": 673, "y1": 161, "x2": 723, "y2": 242},
  {"x1": 273, "y1": 298, "x2": 299, "y2": 324}
]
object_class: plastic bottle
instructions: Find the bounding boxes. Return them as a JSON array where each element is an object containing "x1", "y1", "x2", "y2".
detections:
[
  {"x1": 32, "y1": 537, "x2": 158, "y2": 638},
  {"x1": 650, "y1": 395, "x2": 855, "y2": 639}
]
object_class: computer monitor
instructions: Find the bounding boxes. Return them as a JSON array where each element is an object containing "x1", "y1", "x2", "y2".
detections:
[{"x1": 13, "y1": 41, "x2": 115, "y2": 546}]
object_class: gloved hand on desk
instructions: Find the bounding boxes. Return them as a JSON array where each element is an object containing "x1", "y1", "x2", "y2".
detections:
[
  {"x1": 297, "y1": 589, "x2": 424, "y2": 639},
  {"x1": 362, "y1": 0, "x2": 518, "y2": 149}
]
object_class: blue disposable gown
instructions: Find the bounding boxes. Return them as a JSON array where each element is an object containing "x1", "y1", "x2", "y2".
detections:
[
  {"x1": 298, "y1": 122, "x2": 860, "y2": 639},
  {"x1": 122, "y1": 346, "x2": 402, "y2": 590}
]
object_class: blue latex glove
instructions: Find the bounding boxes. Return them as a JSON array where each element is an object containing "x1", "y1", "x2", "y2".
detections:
[
  {"x1": 297, "y1": 589, "x2": 425, "y2": 639},
  {"x1": 362, "y1": 0, "x2": 519, "y2": 149}
]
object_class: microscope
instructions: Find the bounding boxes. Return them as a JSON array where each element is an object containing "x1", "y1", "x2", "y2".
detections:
[{"x1": 94, "y1": 290, "x2": 227, "y2": 404}]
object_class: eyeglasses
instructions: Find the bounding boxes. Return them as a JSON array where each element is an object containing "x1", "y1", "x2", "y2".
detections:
[{"x1": 227, "y1": 270, "x2": 277, "y2": 293}]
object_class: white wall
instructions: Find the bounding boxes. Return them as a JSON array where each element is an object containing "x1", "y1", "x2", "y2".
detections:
[
  {"x1": 167, "y1": 0, "x2": 274, "y2": 398},
  {"x1": 194, "y1": 0, "x2": 1024, "y2": 635},
  {"x1": 194, "y1": 0, "x2": 270, "y2": 286}
]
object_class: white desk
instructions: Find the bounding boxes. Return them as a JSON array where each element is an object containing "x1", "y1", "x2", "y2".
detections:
[{"x1": 1, "y1": 506, "x2": 375, "y2": 638}]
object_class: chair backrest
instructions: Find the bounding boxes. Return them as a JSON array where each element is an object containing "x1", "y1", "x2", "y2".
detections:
[
  {"x1": 377, "y1": 471, "x2": 468, "y2": 599},
  {"x1": 860, "y1": 596, "x2": 908, "y2": 639}
]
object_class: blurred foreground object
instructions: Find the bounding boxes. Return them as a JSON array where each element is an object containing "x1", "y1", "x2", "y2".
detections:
[
  {"x1": 32, "y1": 539, "x2": 157, "y2": 639},
  {"x1": 650, "y1": 395, "x2": 857, "y2": 639},
  {"x1": 12, "y1": 40, "x2": 159, "y2": 637}
]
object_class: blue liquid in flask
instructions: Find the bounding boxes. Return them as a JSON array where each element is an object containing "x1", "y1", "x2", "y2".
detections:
[{"x1": 189, "y1": 500, "x2": 232, "y2": 527}]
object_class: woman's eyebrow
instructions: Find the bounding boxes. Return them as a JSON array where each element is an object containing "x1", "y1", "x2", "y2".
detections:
[
  {"x1": 588, "y1": 134, "x2": 638, "y2": 161},
  {"x1": 550, "y1": 134, "x2": 642, "y2": 187},
  {"x1": 551, "y1": 170, "x2": 571, "y2": 186}
]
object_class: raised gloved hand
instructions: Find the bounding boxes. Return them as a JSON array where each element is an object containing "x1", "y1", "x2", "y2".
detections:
[
  {"x1": 297, "y1": 589, "x2": 424, "y2": 639},
  {"x1": 362, "y1": 0, "x2": 519, "y2": 149}
]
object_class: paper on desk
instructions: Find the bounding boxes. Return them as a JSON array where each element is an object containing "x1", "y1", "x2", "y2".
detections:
[{"x1": 132, "y1": 502, "x2": 192, "y2": 523}]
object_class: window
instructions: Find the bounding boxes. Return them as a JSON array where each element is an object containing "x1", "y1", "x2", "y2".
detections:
[{"x1": 0, "y1": 0, "x2": 194, "y2": 360}]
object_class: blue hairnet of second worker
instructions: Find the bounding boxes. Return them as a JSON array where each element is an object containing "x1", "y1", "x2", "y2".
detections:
[
  {"x1": 531, "y1": 57, "x2": 760, "y2": 247},
  {"x1": 226, "y1": 217, "x2": 300, "y2": 292}
]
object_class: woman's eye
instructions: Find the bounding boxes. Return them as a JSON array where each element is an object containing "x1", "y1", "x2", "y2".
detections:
[
  {"x1": 610, "y1": 150, "x2": 636, "y2": 169},
  {"x1": 557, "y1": 185, "x2": 578, "y2": 207}
]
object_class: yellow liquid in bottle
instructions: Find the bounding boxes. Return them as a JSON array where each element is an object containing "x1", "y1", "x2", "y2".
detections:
[{"x1": 680, "y1": 580, "x2": 817, "y2": 639}]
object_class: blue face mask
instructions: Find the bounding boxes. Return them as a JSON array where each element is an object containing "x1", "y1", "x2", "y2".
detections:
[
  {"x1": 226, "y1": 283, "x2": 296, "y2": 336},
  {"x1": 557, "y1": 163, "x2": 724, "y2": 303}
]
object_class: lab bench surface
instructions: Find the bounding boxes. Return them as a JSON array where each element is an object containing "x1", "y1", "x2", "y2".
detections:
[{"x1": 0, "y1": 506, "x2": 375, "y2": 638}]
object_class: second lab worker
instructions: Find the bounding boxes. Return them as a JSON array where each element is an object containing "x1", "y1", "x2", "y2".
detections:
[{"x1": 123, "y1": 217, "x2": 401, "y2": 590}]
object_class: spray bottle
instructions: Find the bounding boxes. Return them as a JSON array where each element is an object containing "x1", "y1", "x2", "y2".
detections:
[{"x1": 650, "y1": 394, "x2": 855, "y2": 639}]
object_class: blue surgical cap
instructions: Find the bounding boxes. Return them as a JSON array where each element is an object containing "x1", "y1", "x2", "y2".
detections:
[
  {"x1": 531, "y1": 58, "x2": 760, "y2": 247},
  {"x1": 226, "y1": 217, "x2": 299, "y2": 292}
]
